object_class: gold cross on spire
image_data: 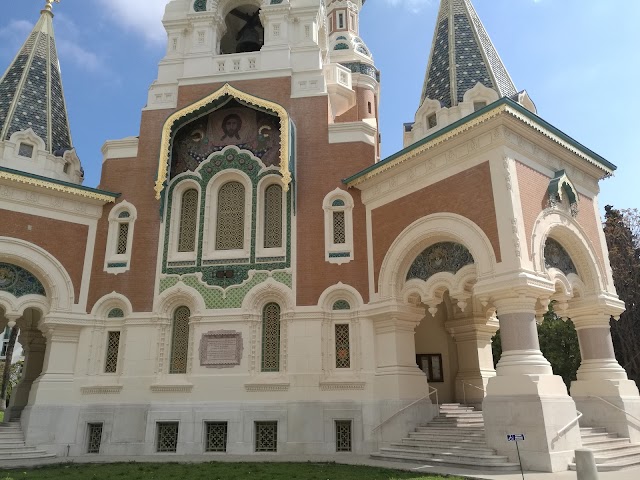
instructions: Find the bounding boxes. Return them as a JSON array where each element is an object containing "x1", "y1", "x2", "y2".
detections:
[{"x1": 43, "y1": 0, "x2": 60, "y2": 13}]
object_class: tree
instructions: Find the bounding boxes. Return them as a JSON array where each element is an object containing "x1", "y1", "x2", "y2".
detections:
[
  {"x1": 603, "y1": 206, "x2": 640, "y2": 386},
  {"x1": 0, "y1": 325, "x2": 18, "y2": 411},
  {"x1": 491, "y1": 302, "x2": 581, "y2": 388}
]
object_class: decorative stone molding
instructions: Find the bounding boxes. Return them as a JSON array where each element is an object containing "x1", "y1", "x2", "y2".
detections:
[
  {"x1": 81, "y1": 385, "x2": 123, "y2": 395},
  {"x1": 244, "y1": 382, "x2": 290, "y2": 392},
  {"x1": 319, "y1": 381, "x2": 365, "y2": 391},
  {"x1": 150, "y1": 384, "x2": 194, "y2": 393}
]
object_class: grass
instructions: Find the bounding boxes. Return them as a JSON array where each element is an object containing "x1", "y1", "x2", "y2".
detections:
[
  {"x1": 0, "y1": 462, "x2": 464, "y2": 480},
  {"x1": 0, "y1": 411, "x2": 4, "y2": 422}
]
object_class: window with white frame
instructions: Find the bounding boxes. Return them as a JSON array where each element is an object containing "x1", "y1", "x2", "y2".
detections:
[
  {"x1": 169, "y1": 306, "x2": 190, "y2": 374},
  {"x1": 203, "y1": 172, "x2": 252, "y2": 260},
  {"x1": 105, "y1": 202, "x2": 137, "y2": 274},
  {"x1": 257, "y1": 178, "x2": 285, "y2": 258},
  {"x1": 323, "y1": 189, "x2": 354, "y2": 264},
  {"x1": 104, "y1": 331, "x2": 121, "y2": 374},
  {"x1": 168, "y1": 183, "x2": 200, "y2": 262}
]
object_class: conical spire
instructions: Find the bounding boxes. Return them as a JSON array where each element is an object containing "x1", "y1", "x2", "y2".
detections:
[
  {"x1": 0, "y1": 2, "x2": 73, "y2": 155},
  {"x1": 421, "y1": 0, "x2": 517, "y2": 108}
]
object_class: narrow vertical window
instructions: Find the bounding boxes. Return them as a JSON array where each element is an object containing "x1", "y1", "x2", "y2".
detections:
[
  {"x1": 178, "y1": 189, "x2": 198, "y2": 252},
  {"x1": 264, "y1": 184, "x2": 283, "y2": 249},
  {"x1": 169, "y1": 306, "x2": 190, "y2": 374},
  {"x1": 87, "y1": 423, "x2": 103, "y2": 454},
  {"x1": 261, "y1": 303, "x2": 281, "y2": 372},
  {"x1": 333, "y1": 211, "x2": 346, "y2": 244},
  {"x1": 116, "y1": 223, "x2": 129, "y2": 254},
  {"x1": 216, "y1": 181, "x2": 245, "y2": 250},
  {"x1": 335, "y1": 324, "x2": 350, "y2": 369},
  {"x1": 104, "y1": 331, "x2": 121, "y2": 374},
  {"x1": 335, "y1": 420, "x2": 352, "y2": 452}
]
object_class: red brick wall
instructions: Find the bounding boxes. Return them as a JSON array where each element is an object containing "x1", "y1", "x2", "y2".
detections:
[
  {"x1": 515, "y1": 161, "x2": 605, "y2": 266},
  {"x1": 371, "y1": 162, "x2": 501, "y2": 289},
  {"x1": 88, "y1": 77, "x2": 377, "y2": 310},
  {"x1": 0, "y1": 209, "x2": 87, "y2": 301}
]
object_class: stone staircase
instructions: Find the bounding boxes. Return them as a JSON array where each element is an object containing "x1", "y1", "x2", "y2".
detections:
[
  {"x1": 371, "y1": 403, "x2": 521, "y2": 472},
  {"x1": 569, "y1": 427, "x2": 640, "y2": 472},
  {"x1": 0, "y1": 419, "x2": 55, "y2": 461}
]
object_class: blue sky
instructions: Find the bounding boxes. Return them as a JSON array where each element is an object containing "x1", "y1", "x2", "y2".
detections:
[{"x1": 1, "y1": 0, "x2": 638, "y2": 212}]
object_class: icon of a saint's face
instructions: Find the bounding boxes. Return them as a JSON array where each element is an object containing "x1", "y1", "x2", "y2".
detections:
[{"x1": 221, "y1": 114, "x2": 242, "y2": 141}]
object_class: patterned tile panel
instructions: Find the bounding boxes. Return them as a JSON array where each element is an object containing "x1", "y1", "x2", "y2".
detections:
[
  {"x1": 422, "y1": 19, "x2": 452, "y2": 108},
  {"x1": 159, "y1": 270, "x2": 292, "y2": 310},
  {"x1": 453, "y1": 13, "x2": 493, "y2": 103}
]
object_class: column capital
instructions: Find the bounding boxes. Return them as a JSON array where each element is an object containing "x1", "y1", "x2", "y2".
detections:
[
  {"x1": 4, "y1": 314, "x2": 21, "y2": 328},
  {"x1": 569, "y1": 295, "x2": 626, "y2": 326}
]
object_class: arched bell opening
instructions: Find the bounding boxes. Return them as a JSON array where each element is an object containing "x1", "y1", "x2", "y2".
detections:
[{"x1": 221, "y1": 5, "x2": 264, "y2": 54}]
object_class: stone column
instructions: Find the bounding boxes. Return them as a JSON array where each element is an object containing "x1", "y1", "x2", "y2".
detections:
[
  {"x1": 483, "y1": 295, "x2": 581, "y2": 473},
  {"x1": 28, "y1": 323, "x2": 80, "y2": 404},
  {"x1": 6, "y1": 327, "x2": 46, "y2": 419},
  {"x1": 369, "y1": 304, "x2": 433, "y2": 446},
  {"x1": 570, "y1": 307, "x2": 640, "y2": 443},
  {"x1": 446, "y1": 313, "x2": 498, "y2": 407}
]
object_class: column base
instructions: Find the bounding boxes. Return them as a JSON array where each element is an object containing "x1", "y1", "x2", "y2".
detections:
[
  {"x1": 483, "y1": 374, "x2": 581, "y2": 472},
  {"x1": 571, "y1": 378, "x2": 640, "y2": 443}
]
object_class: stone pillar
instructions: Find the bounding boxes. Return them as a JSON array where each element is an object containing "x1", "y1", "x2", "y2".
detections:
[
  {"x1": 483, "y1": 295, "x2": 581, "y2": 473},
  {"x1": 28, "y1": 323, "x2": 80, "y2": 404},
  {"x1": 447, "y1": 314, "x2": 498, "y2": 407},
  {"x1": 370, "y1": 305, "x2": 433, "y2": 446},
  {"x1": 7, "y1": 327, "x2": 46, "y2": 419},
  {"x1": 570, "y1": 309, "x2": 640, "y2": 443}
]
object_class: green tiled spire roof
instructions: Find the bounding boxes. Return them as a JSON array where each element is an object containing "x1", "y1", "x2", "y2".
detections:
[
  {"x1": 421, "y1": 0, "x2": 518, "y2": 108},
  {"x1": 0, "y1": 6, "x2": 73, "y2": 155}
]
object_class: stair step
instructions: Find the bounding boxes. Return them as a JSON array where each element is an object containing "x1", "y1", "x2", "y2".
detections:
[
  {"x1": 583, "y1": 438, "x2": 632, "y2": 448},
  {"x1": 0, "y1": 445, "x2": 36, "y2": 452},
  {"x1": 415, "y1": 426, "x2": 485, "y2": 433},
  {"x1": 570, "y1": 456, "x2": 640, "y2": 472},
  {"x1": 0, "y1": 452, "x2": 56, "y2": 460},
  {"x1": 393, "y1": 442, "x2": 495, "y2": 454},
  {"x1": 595, "y1": 448, "x2": 640, "y2": 463},
  {"x1": 580, "y1": 427, "x2": 607, "y2": 434},
  {"x1": 371, "y1": 451, "x2": 521, "y2": 472},
  {"x1": 409, "y1": 433, "x2": 486, "y2": 441},
  {"x1": 380, "y1": 447, "x2": 511, "y2": 463}
]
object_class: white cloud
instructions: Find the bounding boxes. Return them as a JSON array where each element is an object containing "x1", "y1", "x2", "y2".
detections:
[
  {"x1": 98, "y1": 0, "x2": 170, "y2": 44},
  {"x1": 0, "y1": 19, "x2": 34, "y2": 55},
  {"x1": 54, "y1": 13, "x2": 108, "y2": 74},
  {"x1": 383, "y1": 0, "x2": 433, "y2": 12}
]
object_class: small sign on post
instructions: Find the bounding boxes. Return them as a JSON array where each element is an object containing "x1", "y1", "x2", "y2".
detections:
[{"x1": 507, "y1": 433, "x2": 526, "y2": 480}]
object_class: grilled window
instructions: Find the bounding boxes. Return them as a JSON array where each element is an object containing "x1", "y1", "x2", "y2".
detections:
[
  {"x1": 333, "y1": 212, "x2": 346, "y2": 244},
  {"x1": 255, "y1": 421, "x2": 277, "y2": 452},
  {"x1": 156, "y1": 422, "x2": 179, "y2": 452},
  {"x1": 116, "y1": 223, "x2": 129, "y2": 255},
  {"x1": 87, "y1": 423, "x2": 103, "y2": 454},
  {"x1": 169, "y1": 306, "x2": 190, "y2": 374},
  {"x1": 335, "y1": 324, "x2": 350, "y2": 369},
  {"x1": 178, "y1": 189, "x2": 199, "y2": 252},
  {"x1": 104, "y1": 331, "x2": 120, "y2": 374},
  {"x1": 335, "y1": 420, "x2": 352, "y2": 452},
  {"x1": 261, "y1": 303, "x2": 281, "y2": 372},
  {"x1": 205, "y1": 422, "x2": 228, "y2": 452},
  {"x1": 216, "y1": 181, "x2": 245, "y2": 250},
  {"x1": 263, "y1": 184, "x2": 283, "y2": 248}
]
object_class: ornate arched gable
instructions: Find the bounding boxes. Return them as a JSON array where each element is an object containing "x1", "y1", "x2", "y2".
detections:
[{"x1": 155, "y1": 83, "x2": 293, "y2": 199}]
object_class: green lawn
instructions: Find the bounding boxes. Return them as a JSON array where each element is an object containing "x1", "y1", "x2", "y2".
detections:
[
  {"x1": 0, "y1": 462, "x2": 463, "y2": 480},
  {"x1": 0, "y1": 411, "x2": 4, "y2": 423}
]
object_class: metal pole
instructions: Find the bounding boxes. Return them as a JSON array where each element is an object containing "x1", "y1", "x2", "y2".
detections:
[
  {"x1": 515, "y1": 440, "x2": 525, "y2": 480},
  {"x1": 462, "y1": 381, "x2": 466, "y2": 405}
]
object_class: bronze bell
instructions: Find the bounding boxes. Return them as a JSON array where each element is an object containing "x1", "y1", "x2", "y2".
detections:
[{"x1": 231, "y1": 9, "x2": 262, "y2": 53}]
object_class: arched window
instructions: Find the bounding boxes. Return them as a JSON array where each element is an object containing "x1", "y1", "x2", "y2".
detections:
[
  {"x1": 263, "y1": 184, "x2": 283, "y2": 249},
  {"x1": 323, "y1": 190, "x2": 354, "y2": 264},
  {"x1": 178, "y1": 189, "x2": 199, "y2": 252},
  {"x1": 216, "y1": 181, "x2": 245, "y2": 250},
  {"x1": 105, "y1": 202, "x2": 137, "y2": 273},
  {"x1": 169, "y1": 306, "x2": 191, "y2": 374},
  {"x1": 261, "y1": 303, "x2": 281, "y2": 372}
]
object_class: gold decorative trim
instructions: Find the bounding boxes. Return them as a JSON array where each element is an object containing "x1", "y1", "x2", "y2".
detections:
[
  {"x1": 347, "y1": 104, "x2": 612, "y2": 188},
  {"x1": 0, "y1": 170, "x2": 117, "y2": 203},
  {"x1": 155, "y1": 83, "x2": 291, "y2": 199}
]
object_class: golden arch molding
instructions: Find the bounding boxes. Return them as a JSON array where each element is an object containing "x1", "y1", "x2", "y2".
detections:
[{"x1": 155, "y1": 83, "x2": 293, "y2": 199}]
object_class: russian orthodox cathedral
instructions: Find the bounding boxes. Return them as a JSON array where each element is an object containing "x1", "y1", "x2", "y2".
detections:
[{"x1": 0, "y1": 0, "x2": 638, "y2": 472}]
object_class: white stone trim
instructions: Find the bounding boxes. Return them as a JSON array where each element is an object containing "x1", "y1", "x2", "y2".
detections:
[
  {"x1": 202, "y1": 169, "x2": 252, "y2": 261},
  {"x1": 104, "y1": 201, "x2": 137, "y2": 275},
  {"x1": 328, "y1": 121, "x2": 376, "y2": 146},
  {"x1": 101, "y1": 137, "x2": 139, "y2": 163},
  {"x1": 0, "y1": 236, "x2": 74, "y2": 313},
  {"x1": 322, "y1": 188, "x2": 355, "y2": 265},
  {"x1": 377, "y1": 213, "x2": 497, "y2": 300}
]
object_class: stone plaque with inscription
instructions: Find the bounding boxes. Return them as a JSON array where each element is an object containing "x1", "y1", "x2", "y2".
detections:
[{"x1": 199, "y1": 330, "x2": 243, "y2": 368}]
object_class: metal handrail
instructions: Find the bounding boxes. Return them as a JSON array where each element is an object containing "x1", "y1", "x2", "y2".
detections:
[
  {"x1": 553, "y1": 410, "x2": 583, "y2": 444},
  {"x1": 459, "y1": 380, "x2": 485, "y2": 405},
  {"x1": 371, "y1": 388, "x2": 437, "y2": 433},
  {"x1": 590, "y1": 395, "x2": 640, "y2": 426}
]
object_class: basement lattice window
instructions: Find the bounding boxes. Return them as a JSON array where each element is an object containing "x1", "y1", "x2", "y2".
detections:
[
  {"x1": 335, "y1": 420, "x2": 352, "y2": 452},
  {"x1": 87, "y1": 423, "x2": 103, "y2": 454},
  {"x1": 205, "y1": 422, "x2": 228, "y2": 452},
  {"x1": 255, "y1": 421, "x2": 277, "y2": 452},
  {"x1": 156, "y1": 422, "x2": 179, "y2": 452}
]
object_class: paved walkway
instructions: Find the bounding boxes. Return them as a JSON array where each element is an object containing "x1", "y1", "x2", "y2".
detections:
[{"x1": 2, "y1": 453, "x2": 640, "y2": 479}]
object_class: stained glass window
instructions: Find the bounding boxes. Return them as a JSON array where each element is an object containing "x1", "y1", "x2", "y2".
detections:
[
  {"x1": 216, "y1": 181, "x2": 245, "y2": 250},
  {"x1": 332, "y1": 300, "x2": 351, "y2": 310},
  {"x1": 264, "y1": 184, "x2": 283, "y2": 249},
  {"x1": 116, "y1": 223, "x2": 129, "y2": 255},
  {"x1": 261, "y1": 303, "x2": 281, "y2": 372},
  {"x1": 104, "y1": 331, "x2": 120, "y2": 374},
  {"x1": 178, "y1": 189, "x2": 198, "y2": 252},
  {"x1": 169, "y1": 306, "x2": 190, "y2": 374},
  {"x1": 335, "y1": 324, "x2": 350, "y2": 369},
  {"x1": 333, "y1": 211, "x2": 346, "y2": 244}
]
